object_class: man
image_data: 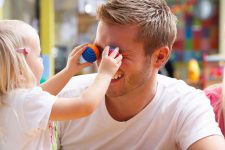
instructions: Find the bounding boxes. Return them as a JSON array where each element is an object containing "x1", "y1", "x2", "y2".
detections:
[{"x1": 57, "y1": 0, "x2": 225, "y2": 149}]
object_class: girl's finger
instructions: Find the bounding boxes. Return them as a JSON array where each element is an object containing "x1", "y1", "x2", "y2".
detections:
[
  {"x1": 115, "y1": 54, "x2": 123, "y2": 63},
  {"x1": 70, "y1": 44, "x2": 88, "y2": 56},
  {"x1": 109, "y1": 47, "x2": 119, "y2": 58},
  {"x1": 69, "y1": 46, "x2": 88, "y2": 62},
  {"x1": 117, "y1": 61, "x2": 122, "y2": 67},
  {"x1": 102, "y1": 46, "x2": 110, "y2": 57}
]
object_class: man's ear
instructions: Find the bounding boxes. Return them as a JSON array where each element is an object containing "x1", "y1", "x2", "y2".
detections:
[{"x1": 152, "y1": 46, "x2": 170, "y2": 68}]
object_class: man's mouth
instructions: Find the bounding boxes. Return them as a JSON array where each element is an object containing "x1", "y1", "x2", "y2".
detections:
[{"x1": 112, "y1": 72, "x2": 123, "y2": 80}]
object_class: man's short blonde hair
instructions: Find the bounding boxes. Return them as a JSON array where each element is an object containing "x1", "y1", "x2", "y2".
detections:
[{"x1": 97, "y1": 0, "x2": 177, "y2": 55}]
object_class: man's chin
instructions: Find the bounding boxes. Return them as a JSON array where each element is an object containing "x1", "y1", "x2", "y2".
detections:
[{"x1": 106, "y1": 89, "x2": 125, "y2": 98}]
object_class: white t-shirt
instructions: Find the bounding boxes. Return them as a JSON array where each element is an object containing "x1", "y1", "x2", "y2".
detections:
[
  {"x1": 0, "y1": 87, "x2": 56, "y2": 150},
  {"x1": 57, "y1": 74, "x2": 222, "y2": 150}
]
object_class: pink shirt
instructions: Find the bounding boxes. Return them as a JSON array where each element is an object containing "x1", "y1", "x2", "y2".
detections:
[{"x1": 204, "y1": 86, "x2": 225, "y2": 136}]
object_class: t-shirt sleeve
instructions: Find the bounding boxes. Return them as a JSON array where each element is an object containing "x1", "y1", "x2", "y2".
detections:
[
  {"x1": 21, "y1": 87, "x2": 57, "y2": 134},
  {"x1": 175, "y1": 90, "x2": 223, "y2": 150}
]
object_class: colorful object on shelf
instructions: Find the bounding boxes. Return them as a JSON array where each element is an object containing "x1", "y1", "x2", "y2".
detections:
[
  {"x1": 209, "y1": 67, "x2": 223, "y2": 80},
  {"x1": 170, "y1": 0, "x2": 196, "y2": 13},
  {"x1": 187, "y1": 58, "x2": 200, "y2": 82},
  {"x1": 82, "y1": 44, "x2": 100, "y2": 62},
  {"x1": 168, "y1": 0, "x2": 218, "y2": 88},
  {"x1": 171, "y1": 0, "x2": 218, "y2": 53}
]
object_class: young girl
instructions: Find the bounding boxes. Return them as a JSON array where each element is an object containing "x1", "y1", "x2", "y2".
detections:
[
  {"x1": 204, "y1": 71, "x2": 225, "y2": 136},
  {"x1": 0, "y1": 20, "x2": 122, "y2": 150}
]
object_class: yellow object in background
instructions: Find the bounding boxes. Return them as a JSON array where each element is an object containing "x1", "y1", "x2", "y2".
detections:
[
  {"x1": 40, "y1": 0, "x2": 54, "y2": 81},
  {"x1": 188, "y1": 59, "x2": 200, "y2": 82},
  {"x1": 0, "y1": 0, "x2": 4, "y2": 19}
]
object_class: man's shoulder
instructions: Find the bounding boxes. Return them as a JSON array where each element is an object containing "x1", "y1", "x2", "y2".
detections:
[
  {"x1": 157, "y1": 74, "x2": 205, "y2": 101},
  {"x1": 157, "y1": 74, "x2": 194, "y2": 92}
]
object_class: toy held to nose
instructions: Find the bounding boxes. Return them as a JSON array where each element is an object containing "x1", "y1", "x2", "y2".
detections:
[
  {"x1": 82, "y1": 44, "x2": 120, "y2": 62},
  {"x1": 82, "y1": 44, "x2": 100, "y2": 62}
]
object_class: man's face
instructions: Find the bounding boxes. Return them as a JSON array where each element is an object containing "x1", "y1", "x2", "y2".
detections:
[{"x1": 94, "y1": 21, "x2": 154, "y2": 97}]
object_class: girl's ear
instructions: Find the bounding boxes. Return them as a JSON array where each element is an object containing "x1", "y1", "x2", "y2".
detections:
[{"x1": 151, "y1": 46, "x2": 170, "y2": 68}]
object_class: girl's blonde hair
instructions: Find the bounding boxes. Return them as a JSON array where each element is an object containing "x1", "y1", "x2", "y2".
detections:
[{"x1": 0, "y1": 20, "x2": 36, "y2": 105}]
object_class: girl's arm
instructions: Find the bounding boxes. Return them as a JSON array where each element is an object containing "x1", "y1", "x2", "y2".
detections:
[
  {"x1": 49, "y1": 46, "x2": 122, "y2": 120},
  {"x1": 40, "y1": 44, "x2": 92, "y2": 95}
]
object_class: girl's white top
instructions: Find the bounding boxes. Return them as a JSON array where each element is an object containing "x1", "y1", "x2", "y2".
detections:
[{"x1": 0, "y1": 87, "x2": 56, "y2": 150}]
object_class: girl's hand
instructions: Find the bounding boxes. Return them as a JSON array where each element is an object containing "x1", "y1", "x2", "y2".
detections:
[
  {"x1": 98, "y1": 46, "x2": 122, "y2": 77},
  {"x1": 65, "y1": 44, "x2": 93, "y2": 76}
]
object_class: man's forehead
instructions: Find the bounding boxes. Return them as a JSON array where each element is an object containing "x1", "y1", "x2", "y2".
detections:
[{"x1": 94, "y1": 22, "x2": 142, "y2": 51}]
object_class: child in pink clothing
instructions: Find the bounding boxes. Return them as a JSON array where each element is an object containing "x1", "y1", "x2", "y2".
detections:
[{"x1": 204, "y1": 84, "x2": 225, "y2": 136}]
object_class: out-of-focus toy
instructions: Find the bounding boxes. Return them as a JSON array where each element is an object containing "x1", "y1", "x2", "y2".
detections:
[
  {"x1": 82, "y1": 44, "x2": 100, "y2": 62},
  {"x1": 82, "y1": 44, "x2": 119, "y2": 62},
  {"x1": 188, "y1": 58, "x2": 200, "y2": 82}
]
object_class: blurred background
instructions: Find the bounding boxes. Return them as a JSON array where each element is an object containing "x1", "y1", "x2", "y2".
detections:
[{"x1": 0, "y1": 0, "x2": 225, "y2": 89}]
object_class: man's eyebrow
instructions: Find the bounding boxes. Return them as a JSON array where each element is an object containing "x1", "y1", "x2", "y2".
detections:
[{"x1": 95, "y1": 44, "x2": 125, "y2": 52}]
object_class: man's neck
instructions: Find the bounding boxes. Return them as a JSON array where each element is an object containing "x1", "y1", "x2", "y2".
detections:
[{"x1": 105, "y1": 76, "x2": 157, "y2": 122}]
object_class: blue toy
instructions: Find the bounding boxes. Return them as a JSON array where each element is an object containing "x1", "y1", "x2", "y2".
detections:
[
  {"x1": 82, "y1": 45, "x2": 119, "y2": 62},
  {"x1": 82, "y1": 44, "x2": 100, "y2": 62}
]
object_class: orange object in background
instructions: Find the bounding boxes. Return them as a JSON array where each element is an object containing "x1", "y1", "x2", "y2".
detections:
[{"x1": 188, "y1": 59, "x2": 200, "y2": 82}]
